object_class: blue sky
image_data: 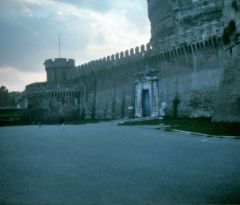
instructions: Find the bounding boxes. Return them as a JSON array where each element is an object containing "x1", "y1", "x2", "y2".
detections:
[{"x1": 0, "y1": 0, "x2": 150, "y2": 91}]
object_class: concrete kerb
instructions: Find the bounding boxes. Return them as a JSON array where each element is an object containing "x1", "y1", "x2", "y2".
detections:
[
  {"x1": 160, "y1": 128, "x2": 240, "y2": 140},
  {"x1": 118, "y1": 119, "x2": 240, "y2": 140}
]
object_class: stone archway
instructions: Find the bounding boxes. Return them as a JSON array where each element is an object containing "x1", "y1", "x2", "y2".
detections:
[{"x1": 135, "y1": 70, "x2": 159, "y2": 118}]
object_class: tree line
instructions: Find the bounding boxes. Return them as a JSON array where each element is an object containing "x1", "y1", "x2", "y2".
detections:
[{"x1": 0, "y1": 85, "x2": 14, "y2": 108}]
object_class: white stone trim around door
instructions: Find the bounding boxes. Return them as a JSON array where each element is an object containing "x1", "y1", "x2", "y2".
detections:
[{"x1": 134, "y1": 76, "x2": 159, "y2": 118}]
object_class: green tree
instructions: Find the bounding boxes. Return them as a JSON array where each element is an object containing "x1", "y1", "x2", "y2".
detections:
[{"x1": 0, "y1": 86, "x2": 11, "y2": 107}]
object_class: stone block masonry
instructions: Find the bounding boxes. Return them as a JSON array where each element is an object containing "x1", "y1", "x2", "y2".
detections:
[{"x1": 24, "y1": 0, "x2": 240, "y2": 122}]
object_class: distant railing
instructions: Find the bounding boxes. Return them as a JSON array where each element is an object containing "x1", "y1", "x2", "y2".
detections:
[{"x1": 25, "y1": 82, "x2": 79, "y2": 96}]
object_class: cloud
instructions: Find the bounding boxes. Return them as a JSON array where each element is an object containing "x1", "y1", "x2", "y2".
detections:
[
  {"x1": 0, "y1": 0, "x2": 150, "y2": 90},
  {"x1": 55, "y1": 0, "x2": 110, "y2": 12},
  {"x1": 0, "y1": 67, "x2": 45, "y2": 92}
]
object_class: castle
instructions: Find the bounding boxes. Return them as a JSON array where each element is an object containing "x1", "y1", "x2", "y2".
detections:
[{"x1": 25, "y1": 0, "x2": 240, "y2": 122}]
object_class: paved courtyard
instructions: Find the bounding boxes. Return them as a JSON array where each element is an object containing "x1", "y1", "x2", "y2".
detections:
[{"x1": 0, "y1": 122, "x2": 240, "y2": 205}]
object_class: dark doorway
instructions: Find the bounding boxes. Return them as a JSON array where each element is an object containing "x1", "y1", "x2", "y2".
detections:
[{"x1": 142, "y1": 89, "x2": 150, "y2": 117}]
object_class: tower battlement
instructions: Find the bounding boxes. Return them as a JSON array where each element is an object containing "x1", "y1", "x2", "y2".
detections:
[
  {"x1": 44, "y1": 58, "x2": 76, "y2": 83},
  {"x1": 44, "y1": 58, "x2": 75, "y2": 68}
]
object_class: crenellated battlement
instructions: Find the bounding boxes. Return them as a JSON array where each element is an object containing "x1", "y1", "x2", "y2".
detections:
[
  {"x1": 73, "y1": 43, "x2": 153, "y2": 73},
  {"x1": 44, "y1": 58, "x2": 75, "y2": 68},
  {"x1": 68, "y1": 20, "x2": 224, "y2": 80}
]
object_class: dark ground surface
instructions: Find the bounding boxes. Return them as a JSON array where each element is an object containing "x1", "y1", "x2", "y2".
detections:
[
  {"x1": 121, "y1": 118, "x2": 240, "y2": 136},
  {"x1": 0, "y1": 122, "x2": 240, "y2": 205}
]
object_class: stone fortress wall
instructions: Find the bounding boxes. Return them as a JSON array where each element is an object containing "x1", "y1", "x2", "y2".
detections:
[
  {"x1": 25, "y1": 0, "x2": 240, "y2": 122},
  {"x1": 212, "y1": 0, "x2": 240, "y2": 122}
]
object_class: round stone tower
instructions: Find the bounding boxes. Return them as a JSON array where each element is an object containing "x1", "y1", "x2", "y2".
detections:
[
  {"x1": 147, "y1": 0, "x2": 224, "y2": 48},
  {"x1": 44, "y1": 58, "x2": 75, "y2": 83},
  {"x1": 147, "y1": 0, "x2": 193, "y2": 47}
]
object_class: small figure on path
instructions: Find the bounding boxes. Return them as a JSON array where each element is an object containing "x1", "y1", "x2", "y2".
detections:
[{"x1": 59, "y1": 118, "x2": 65, "y2": 130}]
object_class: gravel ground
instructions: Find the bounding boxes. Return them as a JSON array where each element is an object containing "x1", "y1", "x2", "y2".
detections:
[{"x1": 0, "y1": 122, "x2": 240, "y2": 205}]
